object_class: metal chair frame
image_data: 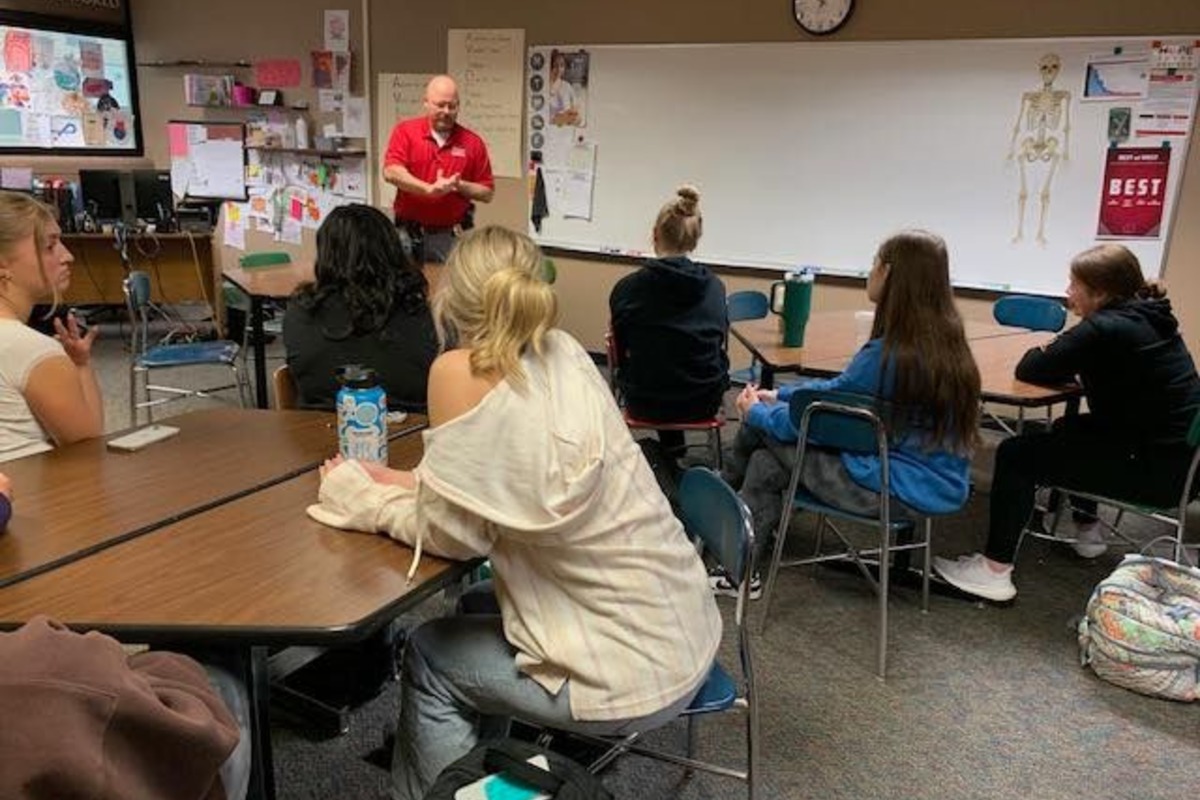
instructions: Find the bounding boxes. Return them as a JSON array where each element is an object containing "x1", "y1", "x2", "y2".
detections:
[
  {"x1": 539, "y1": 467, "x2": 759, "y2": 798},
  {"x1": 759, "y1": 390, "x2": 941, "y2": 679},
  {"x1": 727, "y1": 290, "x2": 770, "y2": 387},
  {"x1": 1019, "y1": 409, "x2": 1200, "y2": 566},
  {"x1": 988, "y1": 294, "x2": 1068, "y2": 435},
  {"x1": 125, "y1": 270, "x2": 251, "y2": 425}
]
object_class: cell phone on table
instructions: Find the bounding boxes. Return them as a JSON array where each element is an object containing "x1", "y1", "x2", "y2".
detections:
[{"x1": 453, "y1": 755, "x2": 552, "y2": 800}]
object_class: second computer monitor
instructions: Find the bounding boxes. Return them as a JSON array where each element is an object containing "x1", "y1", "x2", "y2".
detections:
[
  {"x1": 133, "y1": 169, "x2": 175, "y2": 229},
  {"x1": 79, "y1": 169, "x2": 137, "y2": 225}
]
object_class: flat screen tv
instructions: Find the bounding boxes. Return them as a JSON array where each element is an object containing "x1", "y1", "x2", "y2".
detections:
[{"x1": 0, "y1": 8, "x2": 142, "y2": 154}]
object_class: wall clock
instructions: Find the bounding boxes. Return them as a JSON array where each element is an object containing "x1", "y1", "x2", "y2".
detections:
[{"x1": 793, "y1": 0, "x2": 855, "y2": 36}]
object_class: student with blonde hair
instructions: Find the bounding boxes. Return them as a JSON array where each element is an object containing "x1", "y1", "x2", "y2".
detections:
[
  {"x1": 0, "y1": 191, "x2": 103, "y2": 461},
  {"x1": 307, "y1": 225, "x2": 721, "y2": 800},
  {"x1": 609, "y1": 185, "x2": 728, "y2": 461},
  {"x1": 936, "y1": 244, "x2": 1200, "y2": 601}
]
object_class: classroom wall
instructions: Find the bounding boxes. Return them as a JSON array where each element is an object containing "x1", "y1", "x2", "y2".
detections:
[
  {"x1": 7, "y1": 1, "x2": 1197, "y2": 361},
  {"x1": 364, "y1": 0, "x2": 1200, "y2": 360}
]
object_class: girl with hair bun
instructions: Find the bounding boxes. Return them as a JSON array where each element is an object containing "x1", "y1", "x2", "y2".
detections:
[
  {"x1": 609, "y1": 185, "x2": 728, "y2": 462},
  {"x1": 936, "y1": 243, "x2": 1200, "y2": 602},
  {"x1": 308, "y1": 225, "x2": 721, "y2": 800}
]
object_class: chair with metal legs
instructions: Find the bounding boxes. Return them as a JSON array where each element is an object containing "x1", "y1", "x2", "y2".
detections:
[
  {"x1": 125, "y1": 270, "x2": 251, "y2": 425},
  {"x1": 727, "y1": 290, "x2": 770, "y2": 387},
  {"x1": 1020, "y1": 409, "x2": 1200, "y2": 565},
  {"x1": 759, "y1": 389, "x2": 957, "y2": 678},
  {"x1": 542, "y1": 466, "x2": 758, "y2": 798}
]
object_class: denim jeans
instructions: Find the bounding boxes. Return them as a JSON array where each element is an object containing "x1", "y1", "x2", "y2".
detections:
[{"x1": 390, "y1": 598, "x2": 701, "y2": 800}]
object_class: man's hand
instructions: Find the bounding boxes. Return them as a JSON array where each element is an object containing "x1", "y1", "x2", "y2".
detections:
[{"x1": 428, "y1": 169, "x2": 461, "y2": 196}]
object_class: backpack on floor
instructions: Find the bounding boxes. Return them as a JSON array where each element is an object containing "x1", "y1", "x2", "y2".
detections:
[
  {"x1": 424, "y1": 738, "x2": 612, "y2": 800},
  {"x1": 1077, "y1": 555, "x2": 1200, "y2": 701}
]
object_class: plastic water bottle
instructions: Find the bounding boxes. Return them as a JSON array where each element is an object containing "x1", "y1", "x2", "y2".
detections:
[
  {"x1": 294, "y1": 115, "x2": 310, "y2": 150},
  {"x1": 335, "y1": 365, "x2": 387, "y2": 464}
]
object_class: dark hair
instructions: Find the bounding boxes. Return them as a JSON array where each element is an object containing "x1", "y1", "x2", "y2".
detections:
[
  {"x1": 871, "y1": 230, "x2": 981, "y2": 451},
  {"x1": 1070, "y1": 243, "x2": 1167, "y2": 303},
  {"x1": 293, "y1": 204, "x2": 427, "y2": 338}
]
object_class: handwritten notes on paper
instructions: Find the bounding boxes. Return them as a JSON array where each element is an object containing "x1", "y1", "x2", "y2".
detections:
[
  {"x1": 448, "y1": 29, "x2": 524, "y2": 177},
  {"x1": 376, "y1": 72, "x2": 435, "y2": 210}
]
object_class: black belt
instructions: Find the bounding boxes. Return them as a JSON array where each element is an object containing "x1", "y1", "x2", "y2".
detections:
[{"x1": 396, "y1": 219, "x2": 458, "y2": 234}]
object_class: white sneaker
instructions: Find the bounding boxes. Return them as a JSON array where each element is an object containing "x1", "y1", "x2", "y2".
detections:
[
  {"x1": 1068, "y1": 521, "x2": 1108, "y2": 559},
  {"x1": 933, "y1": 554, "x2": 1017, "y2": 602}
]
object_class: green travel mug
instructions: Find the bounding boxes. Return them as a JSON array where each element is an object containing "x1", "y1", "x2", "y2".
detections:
[{"x1": 770, "y1": 269, "x2": 815, "y2": 347}]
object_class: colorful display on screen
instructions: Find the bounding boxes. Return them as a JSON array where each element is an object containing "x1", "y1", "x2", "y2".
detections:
[{"x1": 0, "y1": 23, "x2": 137, "y2": 151}]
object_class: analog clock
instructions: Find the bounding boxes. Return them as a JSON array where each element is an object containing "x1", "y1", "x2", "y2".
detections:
[{"x1": 793, "y1": 0, "x2": 855, "y2": 36}]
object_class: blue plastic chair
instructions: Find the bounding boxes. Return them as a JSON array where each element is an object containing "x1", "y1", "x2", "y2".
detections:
[
  {"x1": 125, "y1": 270, "x2": 250, "y2": 425},
  {"x1": 759, "y1": 389, "x2": 957, "y2": 678},
  {"x1": 993, "y1": 294, "x2": 1067, "y2": 333},
  {"x1": 727, "y1": 290, "x2": 770, "y2": 386},
  {"x1": 991, "y1": 294, "x2": 1068, "y2": 434},
  {"x1": 579, "y1": 467, "x2": 757, "y2": 798}
]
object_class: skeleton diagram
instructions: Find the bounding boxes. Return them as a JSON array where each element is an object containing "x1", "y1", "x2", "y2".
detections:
[{"x1": 1008, "y1": 54, "x2": 1071, "y2": 245}]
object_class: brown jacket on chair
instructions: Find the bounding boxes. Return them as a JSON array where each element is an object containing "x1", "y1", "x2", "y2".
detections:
[{"x1": 0, "y1": 616, "x2": 239, "y2": 800}]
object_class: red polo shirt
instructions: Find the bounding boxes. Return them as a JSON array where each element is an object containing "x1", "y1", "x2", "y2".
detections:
[{"x1": 384, "y1": 117, "x2": 494, "y2": 227}]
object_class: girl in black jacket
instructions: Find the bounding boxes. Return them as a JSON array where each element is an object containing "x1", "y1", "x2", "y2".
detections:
[{"x1": 936, "y1": 244, "x2": 1200, "y2": 601}]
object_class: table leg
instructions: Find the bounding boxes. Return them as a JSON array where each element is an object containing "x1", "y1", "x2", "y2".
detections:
[
  {"x1": 250, "y1": 296, "x2": 269, "y2": 409},
  {"x1": 245, "y1": 645, "x2": 277, "y2": 800}
]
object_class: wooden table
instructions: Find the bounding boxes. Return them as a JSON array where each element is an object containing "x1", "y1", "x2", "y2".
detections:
[
  {"x1": 65, "y1": 232, "x2": 222, "y2": 329},
  {"x1": 730, "y1": 311, "x2": 1078, "y2": 407},
  {"x1": 0, "y1": 420, "x2": 456, "y2": 800},
  {"x1": 223, "y1": 260, "x2": 315, "y2": 408},
  {"x1": 0, "y1": 408, "x2": 344, "y2": 588}
]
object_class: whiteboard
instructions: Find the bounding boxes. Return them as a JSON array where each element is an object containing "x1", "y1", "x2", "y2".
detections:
[{"x1": 525, "y1": 38, "x2": 1199, "y2": 296}]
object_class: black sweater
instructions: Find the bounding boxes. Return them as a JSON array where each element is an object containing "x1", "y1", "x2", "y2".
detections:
[
  {"x1": 282, "y1": 294, "x2": 438, "y2": 412},
  {"x1": 609, "y1": 255, "x2": 729, "y2": 421},
  {"x1": 1016, "y1": 298, "x2": 1200, "y2": 447}
]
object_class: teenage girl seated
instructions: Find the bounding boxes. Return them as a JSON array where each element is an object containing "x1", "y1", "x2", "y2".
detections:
[
  {"x1": 0, "y1": 191, "x2": 103, "y2": 462},
  {"x1": 307, "y1": 226, "x2": 721, "y2": 800},
  {"x1": 608, "y1": 185, "x2": 728, "y2": 461},
  {"x1": 720, "y1": 230, "x2": 981, "y2": 594},
  {"x1": 935, "y1": 244, "x2": 1200, "y2": 601},
  {"x1": 283, "y1": 204, "x2": 438, "y2": 411}
]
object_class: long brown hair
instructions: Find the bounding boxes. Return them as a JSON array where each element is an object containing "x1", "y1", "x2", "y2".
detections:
[
  {"x1": 871, "y1": 230, "x2": 980, "y2": 451},
  {"x1": 1070, "y1": 243, "x2": 1167, "y2": 303}
]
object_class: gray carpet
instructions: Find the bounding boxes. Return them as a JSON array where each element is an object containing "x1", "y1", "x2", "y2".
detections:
[{"x1": 84, "y1": 327, "x2": 1200, "y2": 800}]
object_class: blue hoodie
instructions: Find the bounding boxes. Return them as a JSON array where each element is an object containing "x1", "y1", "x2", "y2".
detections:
[{"x1": 744, "y1": 339, "x2": 970, "y2": 514}]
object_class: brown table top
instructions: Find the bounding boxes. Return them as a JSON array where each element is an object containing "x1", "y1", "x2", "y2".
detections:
[
  {"x1": 0, "y1": 409, "x2": 350, "y2": 589},
  {"x1": 731, "y1": 311, "x2": 1078, "y2": 405},
  {"x1": 0, "y1": 429, "x2": 465, "y2": 645},
  {"x1": 223, "y1": 260, "x2": 315, "y2": 300}
]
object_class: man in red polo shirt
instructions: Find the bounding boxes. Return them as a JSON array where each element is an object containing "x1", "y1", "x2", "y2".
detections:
[{"x1": 383, "y1": 75, "x2": 494, "y2": 272}]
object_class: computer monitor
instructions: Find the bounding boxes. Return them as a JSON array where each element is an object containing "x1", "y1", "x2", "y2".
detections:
[
  {"x1": 79, "y1": 170, "x2": 136, "y2": 225},
  {"x1": 133, "y1": 169, "x2": 175, "y2": 229}
]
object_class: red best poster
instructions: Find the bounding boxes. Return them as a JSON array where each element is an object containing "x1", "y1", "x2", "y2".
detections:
[{"x1": 1096, "y1": 146, "x2": 1171, "y2": 238}]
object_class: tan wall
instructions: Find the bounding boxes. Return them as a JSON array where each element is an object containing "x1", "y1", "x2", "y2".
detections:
[
  {"x1": 363, "y1": 0, "x2": 1200, "y2": 359},
  {"x1": 12, "y1": 0, "x2": 1198, "y2": 363}
]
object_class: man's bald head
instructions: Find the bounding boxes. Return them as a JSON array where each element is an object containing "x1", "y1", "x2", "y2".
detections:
[{"x1": 424, "y1": 75, "x2": 460, "y2": 133}]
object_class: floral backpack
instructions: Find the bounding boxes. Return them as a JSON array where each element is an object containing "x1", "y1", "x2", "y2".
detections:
[{"x1": 1077, "y1": 555, "x2": 1200, "y2": 701}]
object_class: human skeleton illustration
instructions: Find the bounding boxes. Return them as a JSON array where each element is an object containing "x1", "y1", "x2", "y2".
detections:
[{"x1": 1008, "y1": 53, "x2": 1072, "y2": 244}]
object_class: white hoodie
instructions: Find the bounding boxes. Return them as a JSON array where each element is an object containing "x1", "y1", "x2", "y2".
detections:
[{"x1": 309, "y1": 329, "x2": 721, "y2": 721}]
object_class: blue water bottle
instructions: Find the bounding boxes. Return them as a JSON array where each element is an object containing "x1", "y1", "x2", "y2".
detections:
[{"x1": 335, "y1": 364, "x2": 388, "y2": 464}]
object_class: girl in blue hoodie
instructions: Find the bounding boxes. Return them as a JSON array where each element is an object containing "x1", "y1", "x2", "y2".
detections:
[{"x1": 720, "y1": 230, "x2": 981, "y2": 594}]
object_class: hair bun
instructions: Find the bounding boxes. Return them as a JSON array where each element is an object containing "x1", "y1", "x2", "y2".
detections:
[
  {"x1": 674, "y1": 185, "x2": 700, "y2": 216},
  {"x1": 1139, "y1": 279, "x2": 1168, "y2": 300}
]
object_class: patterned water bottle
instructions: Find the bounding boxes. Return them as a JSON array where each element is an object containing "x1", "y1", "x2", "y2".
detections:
[{"x1": 335, "y1": 364, "x2": 388, "y2": 464}]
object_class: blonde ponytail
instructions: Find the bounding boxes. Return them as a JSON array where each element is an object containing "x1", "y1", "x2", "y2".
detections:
[{"x1": 435, "y1": 226, "x2": 558, "y2": 384}]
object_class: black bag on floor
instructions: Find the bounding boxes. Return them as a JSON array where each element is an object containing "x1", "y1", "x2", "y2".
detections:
[{"x1": 424, "y1": 738, "x2": 612, "y2": 800}]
